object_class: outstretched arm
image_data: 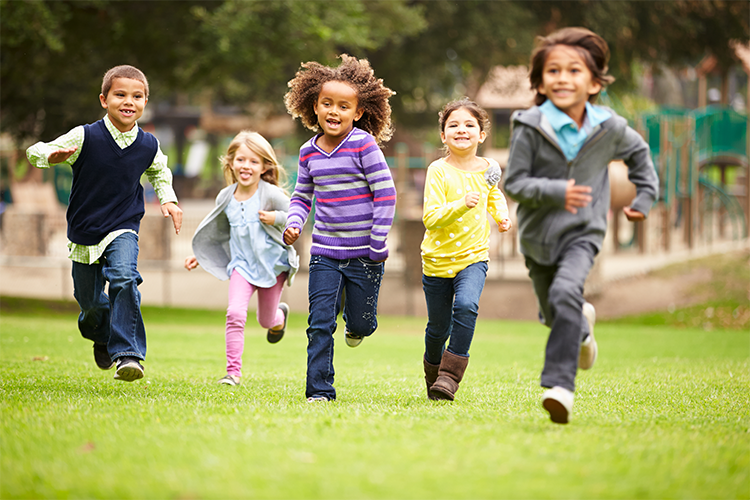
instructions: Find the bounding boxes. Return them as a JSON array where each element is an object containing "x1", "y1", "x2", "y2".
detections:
[{"x1": 26, "y1": 126, "x2": 85, "y2": 168}]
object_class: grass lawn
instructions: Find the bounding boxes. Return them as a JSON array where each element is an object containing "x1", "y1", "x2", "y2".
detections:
[{"x1": 1, "y1": 296, "x2": 748, "y2": 499}]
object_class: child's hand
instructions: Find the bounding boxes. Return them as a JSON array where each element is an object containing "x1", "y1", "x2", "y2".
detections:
[
  {"x1": 47, "y1": 147, "x2": 78, "y2": 165},
  {"x1": 464, "y1": 191, "x2": 480, "y2": 209},
  {"x1": 184, "y1": 255, "x2": 199, "y2": 270},
  {"x1": 564, "y1": 179, "x2": 592, "y2": 214},
  {"x1": 498, "y1": 218, "x2": 512, "y2": 232},
  {"x1": 161, "y1": 202, "x2": 183, "y2": 235},
  {"x1": 284, "y1": 227, "x2": 300, "y2": 245},
  {"x1": 623, "y1": 206, "x2": 646, "y2": 222},
  {"x1": 258, "y1": 210, "x2": 276, "y2": 225}
]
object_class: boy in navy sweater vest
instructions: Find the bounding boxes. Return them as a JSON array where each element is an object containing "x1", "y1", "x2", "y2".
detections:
[{"x1": 26, "y1": 65, "x2": 182, "y2": 382}]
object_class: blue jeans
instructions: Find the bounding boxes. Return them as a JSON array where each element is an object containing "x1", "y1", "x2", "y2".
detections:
[
  {"x1": 306, "y1": 255, "x2": 384, "y2": 400},
  {"x1": 422, "y1": 261, "x2": 488, "y2": 365},
  {"x1": 71, "y1": 232, "x2": 146, "y2": 361},
  {"x1": 525, "y1": 241, "x2": 597, "y2": 392}
]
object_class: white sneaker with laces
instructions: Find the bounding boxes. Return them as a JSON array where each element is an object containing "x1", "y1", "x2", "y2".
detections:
[
  {"x1": 542, "y1": 386, "x2": 574, "y2": 424},
  {"x1": 579, "y1": 302, "x2": 598, "y2": 370}
]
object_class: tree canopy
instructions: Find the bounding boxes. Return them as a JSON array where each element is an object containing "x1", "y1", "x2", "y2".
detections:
[{"x1": 2, "y1": 0, "x2": 747, "y2": 144}]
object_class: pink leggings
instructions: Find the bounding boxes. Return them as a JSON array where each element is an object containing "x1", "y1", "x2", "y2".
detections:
[{"x1": 225, "y1": 270, "x2": 287, "y2": 377}]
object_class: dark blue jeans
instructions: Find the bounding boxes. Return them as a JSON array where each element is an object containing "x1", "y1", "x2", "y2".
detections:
[
  {"x1": 525, "y1": 241, "x2": 597, "y2": 392},
  {"x1": 71, "y1": 232, "x2": 146, "y2": 361},
  {"x1": 306, "y1": 255, "x2": 384, "y2": 400},
  {"x1": 422, "y1": 261, "x2": 488, "y2": 365}
]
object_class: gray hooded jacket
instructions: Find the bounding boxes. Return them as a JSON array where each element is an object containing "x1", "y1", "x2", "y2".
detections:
[
  {"x1": 503, "y1": 105, "x2": 659, "y2": 266},
  {"x1": 191, "y1": 180, "x2": 300, "y2": 286}
]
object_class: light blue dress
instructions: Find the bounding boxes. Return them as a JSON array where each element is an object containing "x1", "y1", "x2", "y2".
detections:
[{"x1": 225, "y1": 194, "x2": 290, "y2": 288}]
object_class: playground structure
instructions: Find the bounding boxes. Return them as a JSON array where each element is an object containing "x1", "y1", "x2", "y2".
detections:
[{"x1": 630, "y1": 106, "x2": 749, "y2": 254}]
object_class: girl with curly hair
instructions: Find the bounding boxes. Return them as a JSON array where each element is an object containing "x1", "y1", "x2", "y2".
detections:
[{"x1": 283, "y1": 54, "x2": 397, "y2": 402}]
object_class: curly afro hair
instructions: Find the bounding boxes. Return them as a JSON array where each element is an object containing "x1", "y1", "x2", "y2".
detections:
[{"x1": 284, "y1": 54, "x2": 395, "y2": 145}]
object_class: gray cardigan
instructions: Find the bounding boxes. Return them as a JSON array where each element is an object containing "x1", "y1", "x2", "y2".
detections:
[
  {"x1": 191, "y1": 181, "x2": 299, "y2": 286},
  {"x1": 503, "y1": 105, "x2": 659, "y2": 266}
]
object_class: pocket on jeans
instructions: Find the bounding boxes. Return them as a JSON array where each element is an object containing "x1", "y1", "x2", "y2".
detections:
[{"x1": 357, "y1": 257, "x2": 383, "y2": 268}]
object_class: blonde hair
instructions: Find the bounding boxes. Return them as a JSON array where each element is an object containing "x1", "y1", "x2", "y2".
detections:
[{"x1": 220, "y1": 131, "x2": 286, "y2": 189}]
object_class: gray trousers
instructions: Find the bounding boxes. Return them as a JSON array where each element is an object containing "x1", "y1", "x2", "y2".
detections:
[{"x1": 525, "y1": 241, "x2": 597, "y2": 392}]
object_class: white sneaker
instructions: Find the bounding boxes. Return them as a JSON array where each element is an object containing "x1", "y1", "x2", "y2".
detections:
[
  {"x1": 542, "y1": 386, "x2": 574, "y2": 424},
  {"x1": 579, "y1": 302, "x2": 598, "y2": 370}
]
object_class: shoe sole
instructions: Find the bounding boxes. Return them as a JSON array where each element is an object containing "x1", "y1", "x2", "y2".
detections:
[
  {"x1": 114, "y1": 365, "x2": 144, "y2": 382},
  {"x1": 428, "y1": 387, "x2": 455, "y2": 401},
  {"x1": 542, "y1": 397, "x2": 569, "y2": 424},
  {"x1": 579, "y1": 303, "x2": 597, "y2": 370},
  {"x1": 267, "y1": 303, "x2": 289, "y2": 343},
  {"x1": 345, "y1": 336, "x2": 363, "y2": 347}
]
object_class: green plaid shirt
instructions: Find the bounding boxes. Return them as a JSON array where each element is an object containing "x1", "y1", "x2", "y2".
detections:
[{"x1": 26, "y1": 115, "x2": 178, "y2": 264}]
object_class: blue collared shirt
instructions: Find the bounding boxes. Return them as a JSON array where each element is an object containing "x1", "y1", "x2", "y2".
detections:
[
  {"x1": 225, "y1": 194, "x2": 290, "y2": 288},
  {"x1": 539, "y1": 100, "x2": 611, "y2": 161}
]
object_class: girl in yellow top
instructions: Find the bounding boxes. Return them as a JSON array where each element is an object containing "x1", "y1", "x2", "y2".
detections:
[{"x1": 421, "y1": 98, "x2": 512, "y2": 401}]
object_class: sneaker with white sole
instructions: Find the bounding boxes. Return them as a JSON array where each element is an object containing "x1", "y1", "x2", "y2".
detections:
[
  {"x1": 345, "y1": 331, "x2": 363, "y2": 347},
  {"x1": 113, "y1": 357, "x2": 144, "y2": 382},
  {"x1": 542, "y1": 386, "x2": 574, "y2": 424},
  {"x1": 218, "y1": 375, "x2": 240, "y2": 386},
  {"x1": 579, "y1": 302, "x2": 598, "y2": 370}
]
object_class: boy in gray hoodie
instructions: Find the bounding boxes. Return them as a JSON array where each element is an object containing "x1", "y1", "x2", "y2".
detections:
[{"x1": 503, "y1": 27, "x2": 659, "y2": 424}]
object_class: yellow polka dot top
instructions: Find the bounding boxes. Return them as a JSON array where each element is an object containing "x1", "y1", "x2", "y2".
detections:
[{"x1": 421, "y1": 158, "x2": 509, "y2": 278}]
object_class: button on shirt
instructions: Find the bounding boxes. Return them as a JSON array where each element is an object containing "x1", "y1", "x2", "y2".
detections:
[
  {"x1": 225, "y1": 195, "x2": 290, "y2": 288},
  {"x1": 540, "y1": 100, "x2": 611, "y2": 161}
]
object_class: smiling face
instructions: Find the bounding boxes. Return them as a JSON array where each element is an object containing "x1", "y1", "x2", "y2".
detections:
[
  {"x1": 537, "y1": 45, "x2": 602, "y2": 125},
  {"x1": 99, "y1": 77, "x2": 147, "y2": 132},
  {"x1": 313, "y1": 80, "x2": 364, "y2": 149},
  {"x1": 231, "y1": 143, "x2": 267, "y2": 191},
  {"x1": 440, "y1": 107, "x2": 486, "y2": 155}
]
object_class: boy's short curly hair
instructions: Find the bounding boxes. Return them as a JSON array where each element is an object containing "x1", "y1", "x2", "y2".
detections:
[
  {"x1": 101, "y1": 65, "x2": 149, "y2": 99},
  {"x1": 284, "y1": 54, "x2": 395, "y2": 144},
  {"x1": 529, "y1": 27, "x2": 615, "y2": 106}
]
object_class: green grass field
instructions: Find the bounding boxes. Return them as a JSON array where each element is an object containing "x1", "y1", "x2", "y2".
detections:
[{"x1": 1, "y1": 292, "x2": 748, "y2": 500}]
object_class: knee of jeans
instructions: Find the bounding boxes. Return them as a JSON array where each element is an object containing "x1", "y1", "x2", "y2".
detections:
[
  {"x1": 107, "y1": 267, "x2": 142, "y2": 290},
  {"x1": 453, "y1": 296, "x2": 479, "y2": 317}
]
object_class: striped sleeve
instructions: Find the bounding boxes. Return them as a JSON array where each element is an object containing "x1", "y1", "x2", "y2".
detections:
[
  {"x1": 361, "y1": 141, "x2": 396, "y2": 260},
  {"x1": 285, "y1": 141, "x2": 315, "y2": 232}
]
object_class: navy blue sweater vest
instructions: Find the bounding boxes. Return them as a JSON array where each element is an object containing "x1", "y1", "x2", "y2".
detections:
[{"x1": 67, "y1": 120, "x2": 158, "y2": 245}]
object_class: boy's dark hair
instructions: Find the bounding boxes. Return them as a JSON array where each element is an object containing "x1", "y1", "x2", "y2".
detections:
[
  {"x1": 101, "y1": 65, "x2": 150, "y2": 99},
  {"x1": 529, "y1": 27, "x2": 615, "y2": 106},
  {"x1": 438, "y1": 97, "x2": 490, "y2": 133},
  {"x1": 284, "y1": 54, "x2": 395, "y2": 144}
]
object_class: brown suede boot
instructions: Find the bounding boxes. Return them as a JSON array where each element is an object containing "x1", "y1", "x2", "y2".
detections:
[
  {"x1": 429, "y1": 351, "x2": 469, "y2": 401},
  {"x1": 423, "y1": 355, "x2": 440, "y2": 400}
]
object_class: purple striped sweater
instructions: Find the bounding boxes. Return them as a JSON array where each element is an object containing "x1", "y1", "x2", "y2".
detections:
[{"x1": 285, "y1": 127, "x2": 397, "y2": 261}]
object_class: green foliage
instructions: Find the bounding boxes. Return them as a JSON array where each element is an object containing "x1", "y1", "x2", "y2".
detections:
[
  {"x1": 2, "y1": 0, "x2": 748, "y2": 144},
  {"x1": 1, "y1": 302, "x2": 748, "y2": 499}
]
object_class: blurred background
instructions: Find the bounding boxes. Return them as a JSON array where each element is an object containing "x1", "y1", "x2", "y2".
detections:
[{"x1": 1, "y1": 0, "x2": 748, "y2": 318}]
